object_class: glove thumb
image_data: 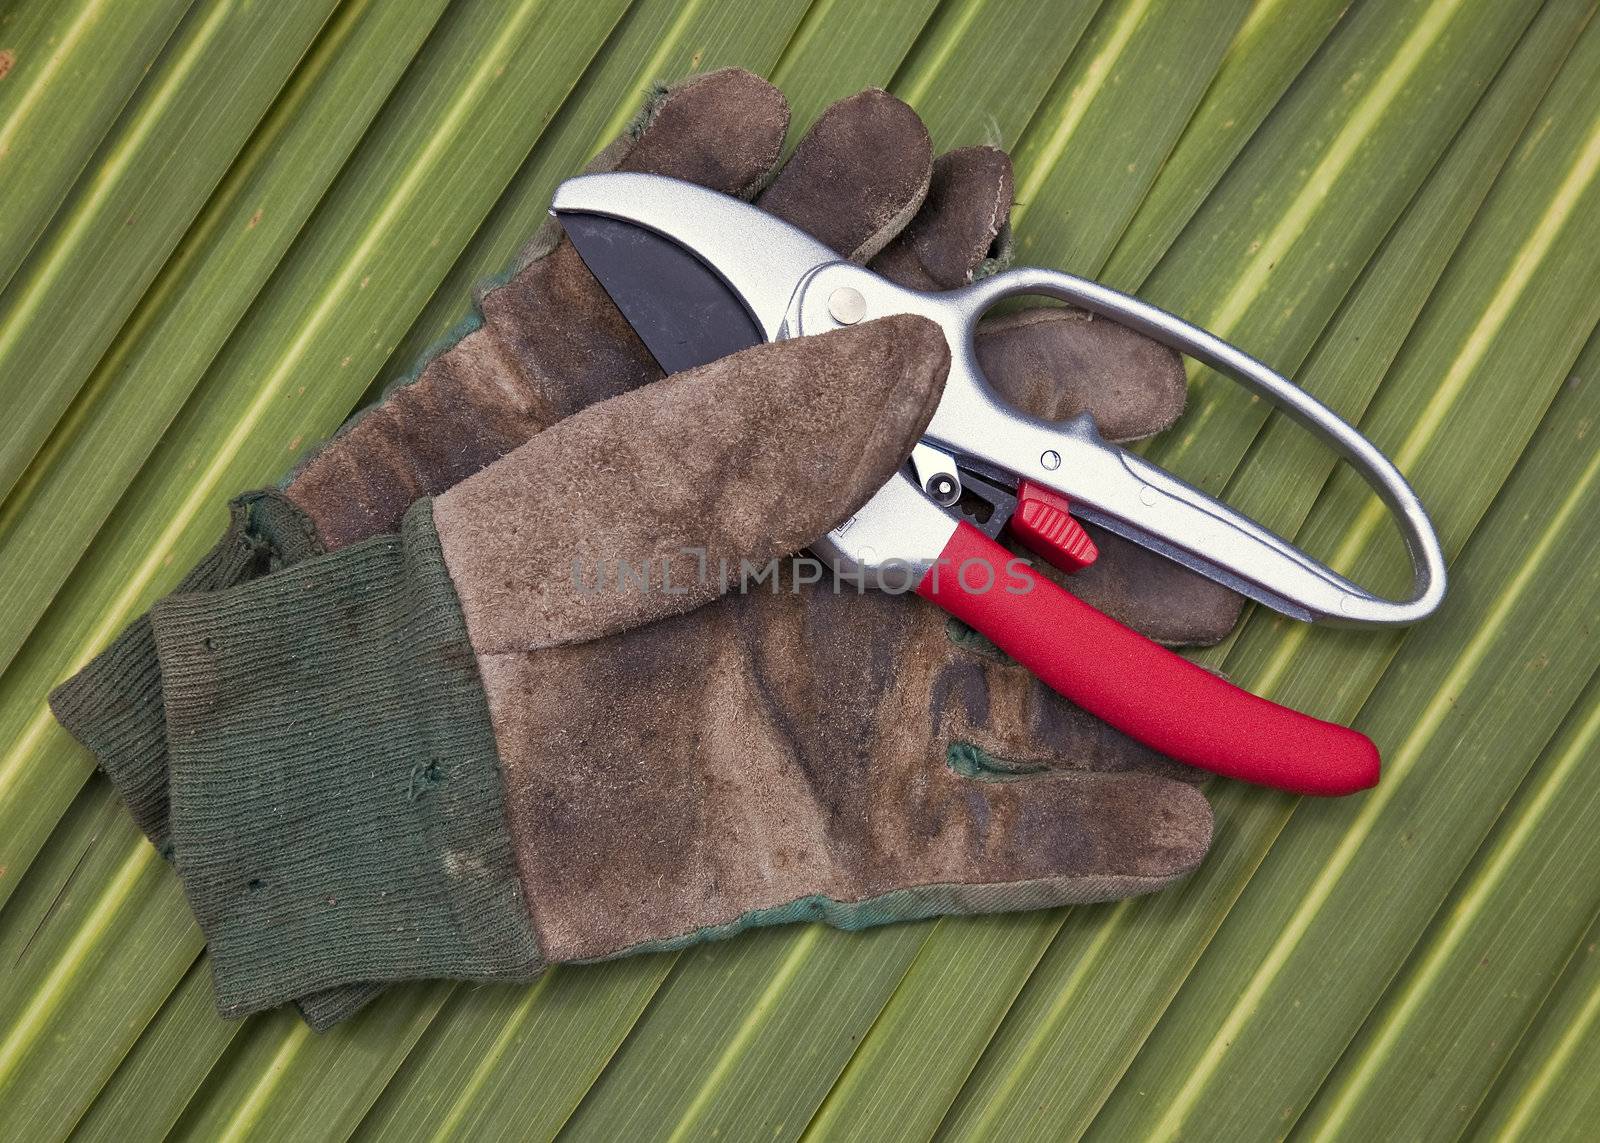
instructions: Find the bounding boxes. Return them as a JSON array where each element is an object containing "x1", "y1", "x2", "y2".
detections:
[{"x1": 433, "y1": 313, "x2": 949, "y2": 652}]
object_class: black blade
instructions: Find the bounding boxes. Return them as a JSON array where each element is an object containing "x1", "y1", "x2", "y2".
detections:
[{"x1": 559, "y1": 212, "x2": 765, "y2": 374}]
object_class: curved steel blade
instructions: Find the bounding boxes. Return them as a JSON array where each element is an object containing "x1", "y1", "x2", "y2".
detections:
[
  {"x1": 560, "y1": 214, "x2": 764, "y2": 373},
  {"x1": 551, "y1": 172, "x2": 840, "y2": 344}
]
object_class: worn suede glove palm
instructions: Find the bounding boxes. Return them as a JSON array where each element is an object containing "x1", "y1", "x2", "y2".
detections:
[
  {"x1": 393, "y1": 104, "x2": 1245, "y2": 983},
  {"x1": 474, "y1": 171, "x2": 1240, "y2": 975}
]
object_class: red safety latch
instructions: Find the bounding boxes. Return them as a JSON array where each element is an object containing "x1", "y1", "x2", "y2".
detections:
[{"x1": 1011, "y1": 479, "x2": 1098, "y2": 573}]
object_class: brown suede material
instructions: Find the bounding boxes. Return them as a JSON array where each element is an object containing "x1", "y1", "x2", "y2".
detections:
[
  {"x1": 284, "y1": 325, "x2": 551, "y2": 552},
  {"x1": 1063, "y1": 526, "x2": 1245, "y2": 647},
  {"x1": 975, "y1": 307, "x2": 1186, "y2": 443},
  {"x1": 478, "y1": 315, "x2": 1227, "y2": 958},
  {"x1": 286, "y1": 69, "x2": 790, "y2": 550},
  {"x1": 485, "y1": 585, "x2": 1210, "y2": 962},
  {"x1": 617, "y1": 69, "x2": 789, "y2": 199},
  {"x1": 870, "y1": 147, "x2": 1015, "y2": 291},
  {"x1": 756, "y1": 88, "x2": 931, "y2": 261},
  {"x1": 434, "y1": 316, "x2": 949, "y2": 654}
]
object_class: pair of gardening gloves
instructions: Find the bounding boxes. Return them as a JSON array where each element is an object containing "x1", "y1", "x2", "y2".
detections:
[{"x1": 51, "y1": 70, "x2": 1244, "y2": 1029}]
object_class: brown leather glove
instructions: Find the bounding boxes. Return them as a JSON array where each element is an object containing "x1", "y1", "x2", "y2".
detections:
[{"x1": 54, "y1": 70, "x2": 1243, "y2": 1026}]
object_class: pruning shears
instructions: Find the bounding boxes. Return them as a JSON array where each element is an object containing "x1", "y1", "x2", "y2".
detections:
[{"x1": 550, "y1": 173, "x2": 1447, "y2": 796}]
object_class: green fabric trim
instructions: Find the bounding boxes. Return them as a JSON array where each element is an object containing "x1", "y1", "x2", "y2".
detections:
[
  {"x1": 611, "y1": 873, "x2": 1167, "y2": 961},
  {"x1": 152, "y1": 502, "x2": 542, "y2": 1019},
  {"x1": 973, "y1": 219, "x2": 1015, "y2": 281},
  {"x1": 48, "y1": 491, "x2": 382, "y2": 1026},
  {"x1": 945, "y1": 741, "x2": 1050, "y2": 781},
  {"x1": 296, "y1": 982, "x2": 385, "y2": 1031},
  {"x1": 49, "y1": 490, "x2": 324, "y2": 854},
  {"x1": 943, "y1": 615, "x2": 1003, "y2": 659}
]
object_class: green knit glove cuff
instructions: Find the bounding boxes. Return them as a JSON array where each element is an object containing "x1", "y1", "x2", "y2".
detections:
[
  {"x1": 152, "y1": 503, "x2": 542, "y2": 1019},
  {"x1": 296, "y1": 982, "x2": 386, "y2": 1032},
  {"x1": 49, "y1": 490, "x2": 324, "y2": 855},
  {"x1": 49, "y1": 612, "x2": 174, "y2": 851}
]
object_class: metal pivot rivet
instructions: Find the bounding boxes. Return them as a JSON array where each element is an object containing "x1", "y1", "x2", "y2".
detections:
[
  {"x1": 829, "y1": 286, "x2": 866, "y2": 325},
  {"x1": 1140, "y1": 485, "x2": 1159, "y2": 506},
  {"x1": 1041, "y1": 450, "x2": 1061, "y2": 470},
  {"x1": 927, "y1": 474, "x2": 959, "y2": 505}
]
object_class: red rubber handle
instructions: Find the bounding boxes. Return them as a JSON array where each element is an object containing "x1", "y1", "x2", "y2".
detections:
[{"x1": 917, "y1": 522, "x2": 1379, "y2": 795}]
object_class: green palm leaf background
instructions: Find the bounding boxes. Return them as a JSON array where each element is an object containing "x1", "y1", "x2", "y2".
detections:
[{"x1": 1, "y1": 0, "x2": 1598, "y2": 1137}]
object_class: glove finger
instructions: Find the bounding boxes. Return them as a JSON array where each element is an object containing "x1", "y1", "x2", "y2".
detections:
[
  {"x1": 973, "y1": 306, "x2": 1245, "y2": 643},
  {"x1": 975, "y1": 307, "x2": 1187, "y2": 443},
  {"x1": 434, "y1": 314, "x2": 950, "y2": 653},
  {"x1": 880, "y1": 765, "x2": 1212, "y2": 905},
  {"x1": 1049, "y1": 525, "x2": 1246, "y2": 646},
  {"x1": 756, "y1": 88, "x2": 932, "y2": 261},
  {"x1": 929, "y1": 626, "x2": 1205, "y2": 783},
  {"x1": 609, "y1": 68, "x2": 789, "y2": 195},
  {"x1": 870, "y1": 146, "x2": 1014, "y2": 290}
]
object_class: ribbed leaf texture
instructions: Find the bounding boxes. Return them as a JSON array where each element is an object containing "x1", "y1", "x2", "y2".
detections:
[{"x1": 1, "y1": 0, "x2": 1597, "y2": 1139}]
